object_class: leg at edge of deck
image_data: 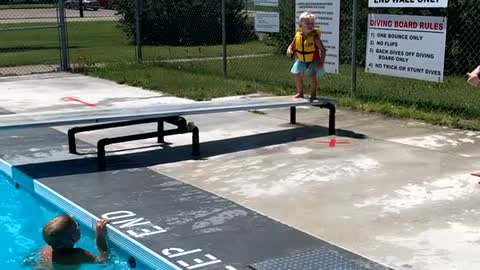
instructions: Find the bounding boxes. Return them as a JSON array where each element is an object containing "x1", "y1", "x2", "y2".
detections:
[
  {"x1": 328, "y1": 103, "x2": 336, "y2": 135},
  {"x1": 192, "y1": 126, "x2": 200, "y2": 156},
  {"x1": 97, "y1": 139, "x2": 108, "y2": 171},
  {"x1": 290, "y1": 106, "x2": 296, "y2": 124},
  {"x1": 67, "y1": 127, "x2": 79, "y2": 154},
  {"x1": 157, "y1": 121, "x2": 164, "y2": 143}
]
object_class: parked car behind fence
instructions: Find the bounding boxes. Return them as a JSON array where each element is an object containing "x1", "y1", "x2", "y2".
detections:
[
  {"x1": 97, "y1": 0, "x2": 112, "y2": 9},
  {"x1": 65, "y1": 0, "x2": 99, "y2": 11}
]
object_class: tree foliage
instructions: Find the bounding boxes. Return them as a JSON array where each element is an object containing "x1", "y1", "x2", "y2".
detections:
[{"x1": 115, "y1": 0, "x2": 256, "y2": 46}]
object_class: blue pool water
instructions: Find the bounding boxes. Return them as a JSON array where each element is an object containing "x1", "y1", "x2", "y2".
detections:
[{"x1": 0, "y1": 173, "x2": 146, "y2": 270}]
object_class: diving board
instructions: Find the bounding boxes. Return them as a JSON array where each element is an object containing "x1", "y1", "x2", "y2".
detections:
[{"x1": 0, "y1": 96, "x2": 336, "y2": 170}]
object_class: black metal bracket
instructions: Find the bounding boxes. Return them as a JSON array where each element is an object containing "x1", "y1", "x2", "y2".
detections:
[
  {"x1": 67, "y1": 116, "x2": 199, "y2": 171},
  {"x1": 289, "y1": 102, "x2": 336, "y2": 135},
  {"x1": 290, "y1": 106, "x2": 296, "y2": 124},
  {"x1": 66, "y1": 101, "x2": 336, "y2": 171},
  {"x1": 316, "y1": 102, "x2": 336, "y2": 136},
  {"x1": 68, "y1": 116, "x2": 183, "y2": 154}
]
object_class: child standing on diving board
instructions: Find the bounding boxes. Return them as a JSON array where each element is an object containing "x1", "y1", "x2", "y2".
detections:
[{"x1": 287, "y1": 11, "x2": 326, "y2": 100}]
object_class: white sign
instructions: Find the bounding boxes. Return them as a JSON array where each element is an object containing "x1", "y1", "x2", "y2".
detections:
[
  {"x1": 255, "y1": 11, "x2": 280, "y2": 33},
  {"x1": 369, "y1": 0, "x2": 448, "y2": 8},
  {"x1": 295, "y1": 0, "x2": 340, "y2": 74},
  {"x1": 365, "y1": 14, "x2": 447, "y2": 82},
  {"x1": 255, "y1": 0, "x2": 278, "y2": 7}
]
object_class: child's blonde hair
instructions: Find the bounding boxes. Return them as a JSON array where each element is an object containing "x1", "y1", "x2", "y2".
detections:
[{"x1": 299, "y1": 11, "x2": 315, "y2": 25}]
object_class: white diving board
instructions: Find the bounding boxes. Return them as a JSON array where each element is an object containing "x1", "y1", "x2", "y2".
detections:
[
  {"x1": 0, "y1": 96, "x2": 336, "y2": 171},
  {"x1": 0, "y1": 96, "x2": 335, "y2": 130}
]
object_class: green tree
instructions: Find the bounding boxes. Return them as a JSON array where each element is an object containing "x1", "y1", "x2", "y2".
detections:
[{"x1": 115, "y1": 0, "x2": 256, "y2": 46}]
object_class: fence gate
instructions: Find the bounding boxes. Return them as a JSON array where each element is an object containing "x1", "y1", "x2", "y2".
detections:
[{"x1": 0, "y1": 0, "x2": 68, "y2": 76}]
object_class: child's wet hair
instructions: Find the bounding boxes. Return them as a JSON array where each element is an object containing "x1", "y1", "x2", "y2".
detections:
[{"x1": 42, "y1": 215, "x2": 78, "y2": 249}]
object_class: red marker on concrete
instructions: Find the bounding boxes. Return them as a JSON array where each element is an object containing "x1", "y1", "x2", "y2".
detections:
[
  {"x1": 61, "y1": 96, "x2": 96, "y2": 107},
  {"x1": 329, "y1": 137, "x2": 336, "y2": 147},
  {"x1": 316, "y1": 137, "x2": 351, "y2": 147}
]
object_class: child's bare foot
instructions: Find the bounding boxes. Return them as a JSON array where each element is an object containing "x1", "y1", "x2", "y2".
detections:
[
  {"x1": 293, "y1": 93, "x2": 304, "y2": 98},
  {"x1": 310, "y1": 92, "x2": 317, "y2": 100}
]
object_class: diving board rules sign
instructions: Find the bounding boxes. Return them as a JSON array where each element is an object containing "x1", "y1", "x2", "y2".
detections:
[{"x1": 365, "y1": 14, "x2": 447, "y2": 82}]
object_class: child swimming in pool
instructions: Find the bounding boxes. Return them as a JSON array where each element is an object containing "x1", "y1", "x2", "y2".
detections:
[{"x1": 37, "y1": 215, "x2": 110, "y2": 269}]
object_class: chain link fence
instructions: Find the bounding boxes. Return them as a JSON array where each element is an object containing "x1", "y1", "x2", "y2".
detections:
[
  {"x1": 0, "y1": 0, "x2": 124, "y2": 76},
  {"x1": 0, "y1": 0, "x2": 62, "y2": 75},
  {"x1": 117, "y1": 0, "x2": 258, "y2": 78},
  {"x1": 2, "y1": 0, "x2": 480, "y2": 121},
  {"x1": 125, "y1": 0, "x2": 480, "y2": 122},
  {"x1": 64, "y1": 0, "x2": 126, "y2": 70},
  {"x1": 121, "y1": 0, "x2": 354, "y2": 96}
]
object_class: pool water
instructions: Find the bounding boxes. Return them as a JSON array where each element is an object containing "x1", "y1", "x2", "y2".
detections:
[{"x1": 0, "y1": 173, "x2": 145, "y2": 270}]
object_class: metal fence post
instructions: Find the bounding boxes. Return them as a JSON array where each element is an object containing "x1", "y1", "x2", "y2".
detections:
[
  {"x1": 135, "y1": 0, "x2": 143, "y2": 62},
  {"x1": 79, "y1": 0, "x2": 84, "y2": 18},
  {"x1": 58, "y1": 0, "x2": 69, "y2": 71},
  {"x1": 222, "y1": 0, "x2": 227, "y2": 78},
  {"x1": 350, "y1": 0, "x2": 359, "y2": 96}
]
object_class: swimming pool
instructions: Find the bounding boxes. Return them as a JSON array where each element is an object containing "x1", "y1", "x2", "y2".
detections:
[{"x1": 0, "y1": 172, "x2": 146, "y2": 270}]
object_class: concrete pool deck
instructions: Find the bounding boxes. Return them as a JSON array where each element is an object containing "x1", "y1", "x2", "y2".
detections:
[{"x1": 1, "y1": 73, "x2": 480, "y2": 270}]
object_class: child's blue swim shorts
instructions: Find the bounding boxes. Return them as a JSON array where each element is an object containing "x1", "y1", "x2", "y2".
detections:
[{"x1": 290, "y1": 59, "x2": 325, "y2": 76}]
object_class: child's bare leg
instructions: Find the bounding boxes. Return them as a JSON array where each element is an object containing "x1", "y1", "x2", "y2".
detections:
[
  {"x1": 467, "y1": 65, "x2": 480, "y2": 87},
  {"x1": 309, "y1": 74, "x2": 317, "y2": 99},
  {"x1": 472, "y1": 65, "x2": 480, "y2": 76},
  {"x1": 468, "y1": 73, "x2": 480, "y2": 87},
  {"x1": 294, "y1": 73, "x2": 304, "y2": 98}
]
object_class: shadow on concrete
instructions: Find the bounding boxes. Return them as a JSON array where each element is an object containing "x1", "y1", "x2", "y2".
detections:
[
  {"x1": 17, "y1": 125, "x2": 367, "y2": 179},
  {"x1": 0, "y1": 108, "x2": 14, "y2": 115}
]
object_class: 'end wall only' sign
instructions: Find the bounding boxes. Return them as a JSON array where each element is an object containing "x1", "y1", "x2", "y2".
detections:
[
  {"x1": 365, "y1": 14, "x2": 447, "y2": 82},
  {"x1": 369, "y1": 0, "x2": 448, "y2": 8}
]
